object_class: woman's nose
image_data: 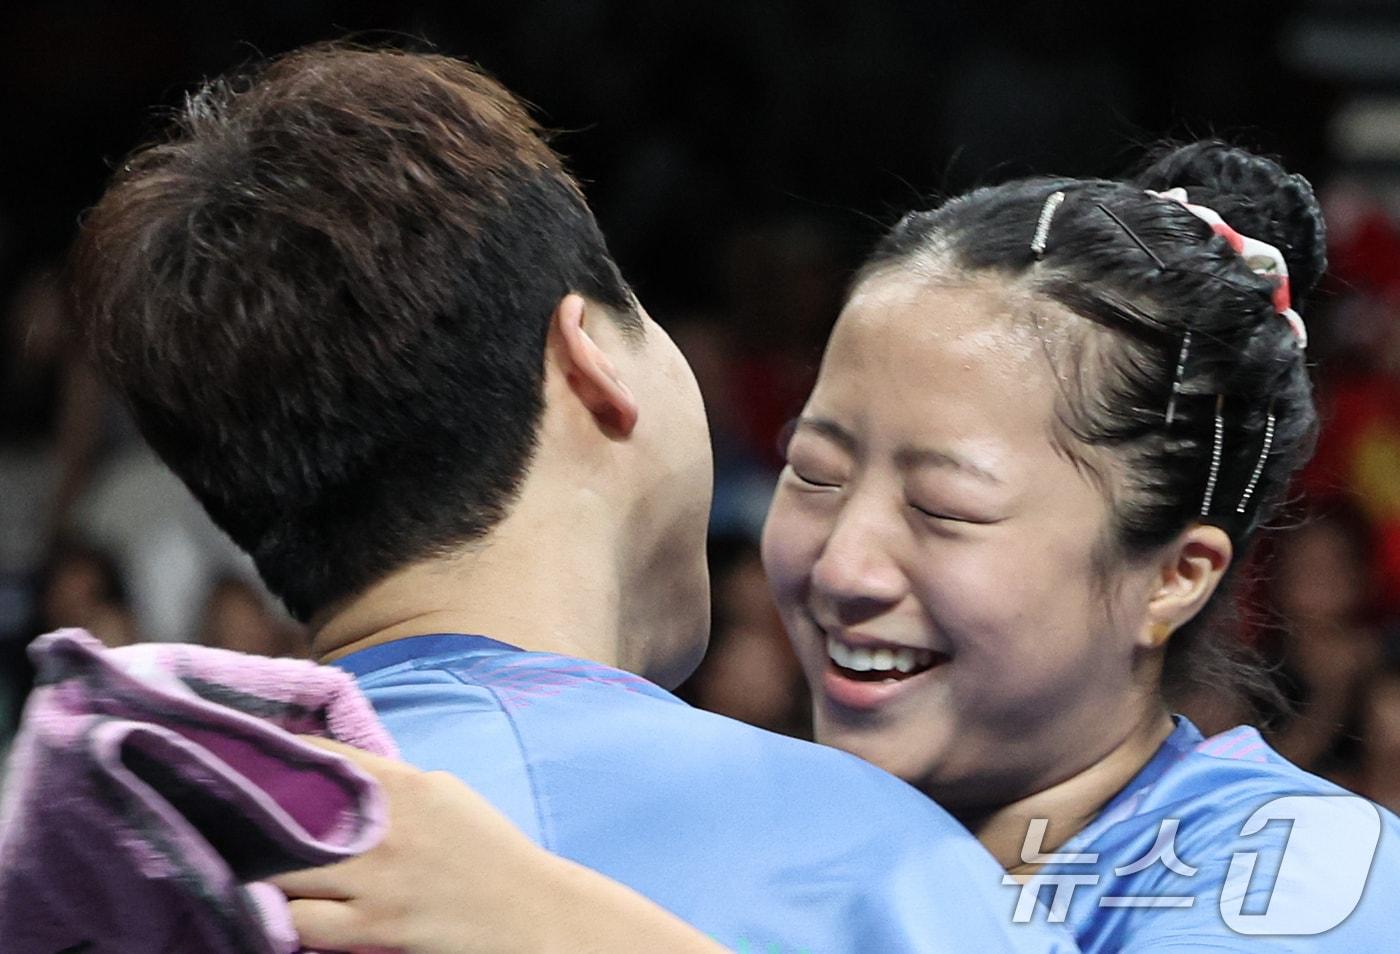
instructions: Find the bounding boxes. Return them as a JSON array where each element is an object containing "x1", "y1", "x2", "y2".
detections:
[{"x1": 809, "y1": 500, "x2": 907, "y2": 620}]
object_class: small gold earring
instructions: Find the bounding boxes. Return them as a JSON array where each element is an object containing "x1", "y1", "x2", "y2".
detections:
[{"x1": 1149, "y1": 622, "x2": 1174, "y2": 648}]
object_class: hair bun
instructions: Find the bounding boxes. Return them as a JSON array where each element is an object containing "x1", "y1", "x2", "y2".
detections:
[{"x1": 1134, "y1": 140, "x2": 1327, "y2": 304}]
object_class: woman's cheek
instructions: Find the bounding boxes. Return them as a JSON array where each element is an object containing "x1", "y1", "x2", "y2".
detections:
[
  {"x1": 909, "y1": 543, "x2": 1005, "y2": 633},
  {"x1": 761, "y1": 489, "x2": 819, "y2": 599},
  {"x1": 913, "y1": 547, "x2": 1064, "y2": 692}
]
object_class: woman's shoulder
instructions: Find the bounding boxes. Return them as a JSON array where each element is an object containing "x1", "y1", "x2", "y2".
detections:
[
  {"x1": 1059, "y1": 718, "x2": 1400, "y2": 952},
  {"x1": 1141, "y1": 721, "x2": 1393, "y2": 829},
  {"x1": 1087, "y1": 719, "x2": 1399, "y2": 868}
]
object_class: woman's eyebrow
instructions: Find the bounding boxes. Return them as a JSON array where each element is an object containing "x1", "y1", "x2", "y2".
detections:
[
  {"x1": 896, "y1": 446, "x2": 1004, "y2": 485},
  {"x1": 796, "y1": 416, "x2": 1002, "y2": 485},
  {"x1": 793, "y1": 416, "x2": 858, "y2": 453}
]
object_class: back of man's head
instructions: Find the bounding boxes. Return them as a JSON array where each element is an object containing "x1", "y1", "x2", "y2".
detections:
[{"x1": 73, "y1": 45, "x2": 641, "y2": 622}]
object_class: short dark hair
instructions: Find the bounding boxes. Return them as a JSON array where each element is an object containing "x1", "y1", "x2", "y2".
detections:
[
  {"x1": 73, "y1": 45, "x2": 638, "y2": 621},
  {"x1": 858, "y1": 141, "x2": 1327, "y2": 703}
]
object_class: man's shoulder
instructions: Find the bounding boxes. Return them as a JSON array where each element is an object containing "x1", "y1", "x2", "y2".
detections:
[
  {"x1": 348, "y1": 634, "x2": 955, "y2": 828},
  {"x1": 346, "y1": 637, "x2": 1071, "y2": 953}
]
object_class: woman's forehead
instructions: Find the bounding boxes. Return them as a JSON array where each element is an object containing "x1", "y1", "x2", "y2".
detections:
[
  {"x1": 825, "y1": 274, "x2": 1054, "y2": 402},
  {"x1": 803, "y1": 283, "x2": 1078, "y2": 487}
]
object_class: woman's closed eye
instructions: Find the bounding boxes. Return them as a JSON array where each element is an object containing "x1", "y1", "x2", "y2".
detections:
[
  {"x1": 909, "y1": 501, "x2": 961, "y2": 521},
  {"x1": 907, "y1": 500, "x2": 1005, "y2": 526},
  {"x1": 782, "y1": 430, "x2": 849, "y2": 490},
  {"x1": 789, "y1": 464, "x2": 842, "y2": 489}
]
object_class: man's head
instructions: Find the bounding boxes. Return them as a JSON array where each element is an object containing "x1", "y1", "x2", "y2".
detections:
[{"x1": 73, "y1": 46, "x2": 712, "y2": 672}]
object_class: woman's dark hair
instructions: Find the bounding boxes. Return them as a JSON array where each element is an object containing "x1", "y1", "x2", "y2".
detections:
[{"x1": 857, "y1": 141, "x2": 1327, "y2": 704}]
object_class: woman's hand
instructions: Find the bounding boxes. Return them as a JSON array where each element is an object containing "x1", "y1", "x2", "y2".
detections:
[{"x1": 268, "y1": 739, "x2": 726, "y2": 954}]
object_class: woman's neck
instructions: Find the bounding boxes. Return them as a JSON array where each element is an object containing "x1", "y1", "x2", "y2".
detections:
[{"x1": 962, "y1": 707, "x2": 1176, "y2": 874}]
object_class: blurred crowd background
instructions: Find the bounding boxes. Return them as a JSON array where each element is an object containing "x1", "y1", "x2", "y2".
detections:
[{"x1": 2, "y1": 0, "x2": 1398, "y2": 805}]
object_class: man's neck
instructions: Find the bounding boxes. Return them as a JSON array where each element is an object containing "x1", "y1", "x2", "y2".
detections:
[
  {"x1": 310, "y1": 525, "x2": 630, "y2": 673},
  {"x1": 962, "y1": 706, "x2": 1176, "y2": 874}
]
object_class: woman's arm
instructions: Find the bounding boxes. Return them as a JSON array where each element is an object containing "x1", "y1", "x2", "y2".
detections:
[{"x1": 269, "y1": 739, "x2": 727, "y2": 954}]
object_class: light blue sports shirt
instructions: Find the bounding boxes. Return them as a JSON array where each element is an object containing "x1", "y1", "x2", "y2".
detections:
[
  {"x1": 1036, "y1": 716, "x2": 1400, "y2": 952},
  {"x1": 337, "y1": 634, "x2": 1075, "y2": 953}
]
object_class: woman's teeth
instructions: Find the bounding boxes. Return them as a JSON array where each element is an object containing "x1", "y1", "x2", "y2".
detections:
[{"x1": 826, "y1": 636, "x2": 939, "y2": 676}]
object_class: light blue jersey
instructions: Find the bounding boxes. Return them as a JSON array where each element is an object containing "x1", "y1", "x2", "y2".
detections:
[
  {"x1": 1032, "y1": 717, "x2": 1400, "y2": 952},
  {"x1": 337, "y1": 634, "x2": 1074, "y2": 954}
]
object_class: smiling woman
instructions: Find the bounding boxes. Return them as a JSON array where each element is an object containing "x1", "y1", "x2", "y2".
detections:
[
  {"x1": 766, "y1": 274, "x2": 1141, "y2": 812},
  {"x1": 760, "y1": 140, "x2": 1400, "y2": 950}
]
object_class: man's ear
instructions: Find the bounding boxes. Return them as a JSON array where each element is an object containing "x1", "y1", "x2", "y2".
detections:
[
  {"x1": 1139, "y1": 524, "x2": 1233, "y2": 650},
  {"x1": 552, "y1": 293, "x2": 639, "y2": 438}
]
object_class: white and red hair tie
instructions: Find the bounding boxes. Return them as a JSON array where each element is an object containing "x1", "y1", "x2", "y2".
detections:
[{"x1": 1148, "y1": 188, "x2": 1308, "y2": 348}]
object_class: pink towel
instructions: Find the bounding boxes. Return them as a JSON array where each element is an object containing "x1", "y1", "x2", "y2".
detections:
[{"x1": 0, "y1": 628, "x2": 397, "y2": 953}]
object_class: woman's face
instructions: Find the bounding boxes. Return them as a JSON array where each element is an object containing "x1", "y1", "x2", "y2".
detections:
[{"x1": 762, "y1": 271, "x2": 1162, "y2": 810}]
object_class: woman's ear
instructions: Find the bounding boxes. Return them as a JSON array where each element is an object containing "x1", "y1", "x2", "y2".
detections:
[
  {"x1": 551, "y1": 293, "x2": 638, "y2": 438},
  {"x1": 1138, "y1": 524, "x2": 1233, "y2": 650}
]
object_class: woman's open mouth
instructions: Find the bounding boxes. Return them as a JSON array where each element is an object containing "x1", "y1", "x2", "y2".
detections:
[
  {"x1": 826, "y1": 635, "x2": 945, "y2": 681},
  {"x1": 821, "y1": 634, "x2": 950, "y2": 710}
]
